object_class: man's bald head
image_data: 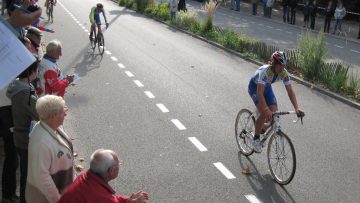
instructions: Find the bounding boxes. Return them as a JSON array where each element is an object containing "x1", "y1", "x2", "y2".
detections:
[{"x1": 90, "y1": 149, "x2": 119, "y2": 177}]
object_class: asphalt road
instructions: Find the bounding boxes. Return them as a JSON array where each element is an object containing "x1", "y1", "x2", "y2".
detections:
[
  {"x1": 186, "y1": 1, "x2": 360, "y2": 71},
  {"x1": 37, "y1": 0, "x2": 360, "y2": 202}
]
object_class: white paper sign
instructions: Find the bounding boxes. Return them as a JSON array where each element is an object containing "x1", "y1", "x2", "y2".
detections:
[{"x1": 0, "y1": 17, "x2": 36, "y2": 90}]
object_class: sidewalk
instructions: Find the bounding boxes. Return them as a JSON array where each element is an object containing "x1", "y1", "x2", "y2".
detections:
[{"x1": 192, "y1": 0, "x2": 360, "y2": 43}]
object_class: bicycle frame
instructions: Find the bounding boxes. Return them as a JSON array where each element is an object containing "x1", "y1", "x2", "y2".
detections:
[{"x1": 260, "y1": 111, "x2": 299, "y2": 143}]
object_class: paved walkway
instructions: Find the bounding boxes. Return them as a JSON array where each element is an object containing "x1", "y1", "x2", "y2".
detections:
[{"x1": 189, "y1": 0, "x2": 360, "y2": 43}]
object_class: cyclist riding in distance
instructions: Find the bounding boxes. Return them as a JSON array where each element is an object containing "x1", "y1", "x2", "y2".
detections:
[
  {"x1": 89, "y1": 3, "x2": 109, "y2": 42},
  {"x1": 248, "y1": 51, "x2": 303, "y2": 153}
]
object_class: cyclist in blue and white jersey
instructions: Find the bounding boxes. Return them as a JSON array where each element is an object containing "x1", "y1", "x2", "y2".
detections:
[{"x1": 248, "y1": 51, "x2": 303, "y2": 153}]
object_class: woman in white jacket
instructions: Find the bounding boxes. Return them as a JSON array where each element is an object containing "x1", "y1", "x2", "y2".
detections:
[
  {"x1": 26, "y1": 95, "x2": 74, "y2": 203},
  {"x1": 333, "y1": 1, "x2": 346, "y2": 34}
]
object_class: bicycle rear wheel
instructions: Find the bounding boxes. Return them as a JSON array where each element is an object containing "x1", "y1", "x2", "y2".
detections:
[
  {"x1": 235, "y1": 109, "x2": 255, "y2": 156},
  {"x1": 267, "y1": 131, "x2": 296, "y2": 185},
  {"x1": 98, "y1": 34, "x2": 105, "y2": 55}
]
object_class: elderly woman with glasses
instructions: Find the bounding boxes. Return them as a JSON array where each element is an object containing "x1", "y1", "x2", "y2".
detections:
[{"x1": 26, "y1": 95, "x2": 74, "y2": 203}]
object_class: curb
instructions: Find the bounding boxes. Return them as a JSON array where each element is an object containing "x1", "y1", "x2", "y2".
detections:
[{"x1": 110, "y1": 1, "x2": 360, "y2": 110}]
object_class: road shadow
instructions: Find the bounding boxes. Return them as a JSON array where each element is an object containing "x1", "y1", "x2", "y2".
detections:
[
  {"x1": 72, "y1": 46, "x2": 104, "y2": 78},
  {"x1": 237, "y1": 151, "x2": 296, "y2": 203}
]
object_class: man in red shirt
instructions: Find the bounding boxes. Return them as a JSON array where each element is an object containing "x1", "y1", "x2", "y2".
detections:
[
  {"x1": 36, "y1": 40, "x2": 74, "y2": 97},
  {"x1": 59, "y1": 149, "x2": 149, "y2": 203}
]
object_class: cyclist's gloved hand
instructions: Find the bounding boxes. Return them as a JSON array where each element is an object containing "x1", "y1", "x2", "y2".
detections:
[{"x1": 295, "y1": 109, "x2": 305, "y2": 118}]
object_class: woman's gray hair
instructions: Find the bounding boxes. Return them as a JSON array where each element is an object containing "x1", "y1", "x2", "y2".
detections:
[
  {"x1": 36, "y1": 95, "x2": 65, "y2": 120},
  {"x1": 90, "y1": 149, "x2": 117, "y2": 176},
  {"x1": 46, "y1": 39, "x2": 62, "y2": 53}
]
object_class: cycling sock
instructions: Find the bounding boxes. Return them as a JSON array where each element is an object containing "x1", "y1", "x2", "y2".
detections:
[{"x1": 254, "y1": 134, "x2": 260, "y2": 140}]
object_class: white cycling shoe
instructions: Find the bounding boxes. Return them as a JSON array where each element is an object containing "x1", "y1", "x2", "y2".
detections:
[{"x1": 253, "y1": 139, "x2": 262, "y2": 153}]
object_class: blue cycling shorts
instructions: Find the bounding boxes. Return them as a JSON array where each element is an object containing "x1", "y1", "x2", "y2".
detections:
[
  {"x1": 248, "y1": 80, "x2": 277, "y2": 106},
  {"x1": 94, "y1": 14, "x2": 101, "y2": 24}
]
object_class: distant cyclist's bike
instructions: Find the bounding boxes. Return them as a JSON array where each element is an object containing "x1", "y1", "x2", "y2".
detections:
[
  {"x1": 235, "y1": 108, "x2": 304, "y2": 185},
  {"x1": 90, "y1": 24, "x2": 105, "y2": 55}
]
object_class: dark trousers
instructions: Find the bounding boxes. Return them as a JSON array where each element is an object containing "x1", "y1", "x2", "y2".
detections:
[
  {"x1": 0, "y1": 106, "x2": 18, "y2": 199},
  {"x1": 16, "y1": 148, "x2": 28, "y2": 203},
  {"x1": 267, "y1": 7, "x2": 272, "y2": 18},
  {"x1": 283, "y1": 6, "x2": 289, "y2": 22},
  {"x1": 235, "y1": 0, "x2": 240, "y2": 11},
  {"x1": 324, "y1": 17, "x2": 331, "y2": 33},
  {"x1": 263, "y1": 1, "x2": 267, "y2": 17},
  {"x1": 310, "y1": 15, "x2": 316, "y2": 29},
  {"x1": 252, "y1": 3, "x2": 257, "y2": 15},
  {"x1": 358, "y1": 24, "x2": 360, "y2": 39},
  {"x1": 290, "y1": 8, "x2": 296, "y2": 24}
]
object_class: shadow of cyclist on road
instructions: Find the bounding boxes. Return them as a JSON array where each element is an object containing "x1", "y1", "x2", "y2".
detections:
[{"x1": 237, "y1": 152, "x2": 296, "y2": 203}]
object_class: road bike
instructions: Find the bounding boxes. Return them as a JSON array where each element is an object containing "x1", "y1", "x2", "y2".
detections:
[
  {"x1": 235, "y1": 108, "x2": 304, "y2": 185},
  {"x1": 90, "y1": 24, "x2": 105, "y2": 55}
]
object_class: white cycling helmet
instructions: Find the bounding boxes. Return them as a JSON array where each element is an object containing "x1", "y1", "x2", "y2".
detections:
[{"x1": 272, "y1": 51, "x2": 288, "y2": 65}]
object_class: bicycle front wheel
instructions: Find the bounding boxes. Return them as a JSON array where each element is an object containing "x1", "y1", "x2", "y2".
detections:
[
  {"x1": 267, "y1": 131, "x2": 296, "y2": 185},
  {"x1": 235, "y1": 109, "x2": 255, "y2": 156},
  {"x1": 98, "y1": 34, "x2": 105, "y2": 55},
  {"x1": 90, "y1": 35, "x2": 96, "y2": 50}
]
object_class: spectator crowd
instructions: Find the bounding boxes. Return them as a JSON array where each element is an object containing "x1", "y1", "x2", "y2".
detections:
[{"x1": 0, "y1": 0, "x2": 149, "y2": 203}]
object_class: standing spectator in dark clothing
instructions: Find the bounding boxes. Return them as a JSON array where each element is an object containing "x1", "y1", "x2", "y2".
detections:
[
  {"x1": 7, "y1": 61, "x2": 40, "y2": 203},
  {"x1": 324, "y1": 1, "x2": 333, "y2": 33},
  {"x1": 262, "y1": 0, "x2": 267, "y2": 17},
  {"x1": 251, "y1": 0, "x2": 258, "y2": 15},
  {"x1": 303, "y1": 0, "x2": 310, "y2": 27},
  {"x1": 309, "y1": 0, "x2": 318, "y2": 30},
  {"x1": 0, "y1": 89, "x2": 19, "y2": 203},
  {"x1": 177, "y1": 0, "x2": 186, "y2": 12},
  {"x1": 235, "y1": 0, "x2": 240, "y2": 11},
  {"x1": 266, "y1": 0, "x2": 274, "y2": 18},
  {"x1": 282, "y1": 0, "x2": 290, "y2": 23},
  {"x1": 289, "y1": 0, "x2": 297, "y2": 24}
]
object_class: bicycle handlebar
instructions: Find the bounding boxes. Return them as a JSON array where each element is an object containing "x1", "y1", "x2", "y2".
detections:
[{"x1": 273, "y1": 111, "x2": 305, "y2": 124}]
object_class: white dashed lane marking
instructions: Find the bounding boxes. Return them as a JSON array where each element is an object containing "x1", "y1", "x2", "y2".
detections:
[
  {"x1": 133, "y1": 80, "x2": 144, "y2": 87},
  {"x1": 125, "y1": 71, "x2": 134, "y2": 77},
  {"x1": 171, "y1": 119, "x2": 186, "y2": 130},
  {"x1": 245, "y1": 194, "x2": 262, "y2": 203},
  {"x1": 105, "y1": 51, "x2": 112, "y2": 55},
  {"x1": 213, "y1": 162, "x2": 236, "y2": 179},
  {"x1": 351, "y1": 49, "x2": 360, "y2": 54},
  {"x1": 111, "y1": 56, "x2": 118, "y2": 61},
  {"x1": 188, "y1": 137, "x2": 208, "y2": 152},
  {"x1": 117, "y1": 63, "x2": 125, "y2": 69},
  {"x1": 144, "y1": 91, "x2": 155, "y2": 98},
  {"x1": 156, "y1": 104, "x2": 169, "y2": 113}
]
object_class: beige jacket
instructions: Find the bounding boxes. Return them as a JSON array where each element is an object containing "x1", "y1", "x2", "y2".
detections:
[{"x1": 26, "y1": 121, "x2": 74, "y2": 203}]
